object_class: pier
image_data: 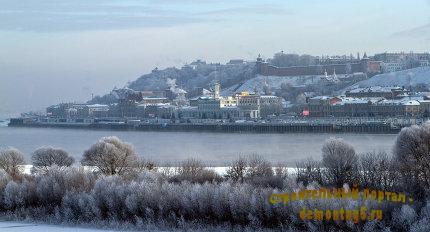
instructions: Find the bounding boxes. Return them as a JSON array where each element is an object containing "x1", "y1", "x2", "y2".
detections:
[{"x1": 7, "y1": 116, "x2": 420, "y2": 134}]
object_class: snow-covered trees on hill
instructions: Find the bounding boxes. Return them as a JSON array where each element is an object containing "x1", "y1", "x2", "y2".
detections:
[
  {"x1": 128, "y1": 64, "x2": 255, "y2": 93},
  {"x1": 89, "y1": 63, "x2": 256, "y2": 104}
]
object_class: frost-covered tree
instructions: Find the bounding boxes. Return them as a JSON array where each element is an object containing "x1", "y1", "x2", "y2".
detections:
[
  {"x1": 295, "y1": 158, "x2": 323, "y2": 186},
  {"x1": 358, "y1": 151, "x2": 397, "y2": 190},
  {"x1": 394, "y1": 123, "x2": 430, "y2": 197},
  {"x1": 246, "y1": 154, "x2": 273, "y2": 178},
  {"x1": 178, "y1": 158, "x2": 205, "y2": 176},
  {"x1": 0, "y1": 148, "x2": 26, "y2": 179},
  {"x1": 322, "y1": 138, "x2": 358, "y2": 187},
  {"x1": 32, "y1": 146, "x2": 74, "y2": 173},
  {"x1": 81, "y1": 136, "x2": 137, "y2": 175},
  {"x1": 173, "y1": 158, "x2": 221, "y2": 183},
  {"x1": 245, "y1": 155, "x2": 279, "y2": 187},
  {"x1": 225, "y1": 156, "x2": 247, "y2": 182}
]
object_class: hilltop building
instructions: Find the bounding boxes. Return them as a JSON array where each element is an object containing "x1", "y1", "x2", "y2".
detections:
[
  {"x1": 374, "y1": 52, "x2": 430, "y2": 73},
  {"x1": 256, "y1": 54, "x2": 381, "y2": 77}
]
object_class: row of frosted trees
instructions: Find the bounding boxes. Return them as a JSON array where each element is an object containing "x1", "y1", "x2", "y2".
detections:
[{"x1": 1, "y1": 123, "x2": 430, "y2": 231}]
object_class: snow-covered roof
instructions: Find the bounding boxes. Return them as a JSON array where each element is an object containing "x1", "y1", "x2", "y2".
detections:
[
  {"x1": 197, "y1": 96, "x2": 213, "y2": 100},
  {"x1": 179, "y1": 106, "x2": 198, "y2": 110},
  {"x1": 399, "y1": 96, "x2": 423, "y2": 101},
  {"x1": 221, "y1": 106, "x2": 238, "y2": 110},
  {"x1": 348, "y1": 86, "x2": 402, "y2": 93},
  {"x1": 260, "y1": 95, "x2": 279, "y2": 98},
  {"x1": 202, "y1": 88, "x2": 212, "y2": 95},
  {"x1": 303, "y1": 92, "x2": 316, "y2": 97},
  {"x1": 403, "y1": 100, "x2": 420, "y2": 106},
  {"x1": 142, "y1": 97, "x2": 167, "y2": 100},
  {"x1": 158, "y1": 104, "x2": 177, "y2": 109},
  {"x1": 334, "y1": 97, "x2": 370, "y2": 105},
  {"x1": 176, "y1": 88, "x2": 187, "y2": 94},
  {"x1": 144, "y1": 103, "x2": 172, "y2": 107},
  {"x1": 332, "y1": 97, "x2": 385, "y2": 105},
  {"x1": 310, "y1": 96, "x2": 333, "y2": 100},
  {"x1": 377, "y1": 98, "x2": 422, "y2": 106},
  {"x1": 87, "y1": 104, "x2": 109, "y2": 107}
]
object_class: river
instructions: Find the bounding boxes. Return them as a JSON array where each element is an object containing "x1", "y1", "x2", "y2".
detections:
[{"x1": 0, "y1": 125, "x2": 397, "y2": 166}]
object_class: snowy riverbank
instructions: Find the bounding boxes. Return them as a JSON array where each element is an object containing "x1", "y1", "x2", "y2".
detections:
[
  {"x1": 0, "y1": 221, "x2": 119, "y2": 232},
  {"x1": 20, "y1": 165, "x2": 296, "y2": 176}
]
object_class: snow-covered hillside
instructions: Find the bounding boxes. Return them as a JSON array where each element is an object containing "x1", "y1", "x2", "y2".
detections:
[
  {"x1": 128, "y1": 64, "x2": 255, "y2": 92},
  {"x1": 90, "y1": 63, "x2": 256, "y2": 104},
  {"x1": 222, "y1": 74, "x2": 324, "y2": 95},
  {"x1": 348, "y1": 67, "x2": 430, "y2": 89}
]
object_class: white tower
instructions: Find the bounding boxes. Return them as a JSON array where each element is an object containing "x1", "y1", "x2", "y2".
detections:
[{"x1": 214, "y1": 82, "x2": 221, "y2": 99}]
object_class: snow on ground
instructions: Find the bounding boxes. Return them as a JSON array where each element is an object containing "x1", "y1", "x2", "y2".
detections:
[
  {"x1": 210, "y1": 167, "x2": 295, "y2": 175},
  {"x1": 0, "y1": 221, "x2": 118, "y2": 232},
  {"x1": 347, "y1": 66, "x2": 430, "y2": 90},
  {"x1": 21, "y1": 166, "x2": 296, "y2": 176}
]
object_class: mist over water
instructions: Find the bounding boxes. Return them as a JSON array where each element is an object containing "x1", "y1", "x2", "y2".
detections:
[{"x1": 0, "y1": 126, "x2": 397, "y2": 166}]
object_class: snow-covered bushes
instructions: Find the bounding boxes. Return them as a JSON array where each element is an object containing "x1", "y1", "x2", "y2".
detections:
[
  {"x1": 0, "y1": 167, "x2": 283, "y2": 228},
  {"x1": 171, "y1": 158, "x2": 222, "y2": 183},
  {"x1": 0, "y1": 163, "x2": 429, "y2": 231},
  {"x1": 61, "y1": 191, "x2": 101, "y2": 222},
  {"x1": 3, "y1": 126, "x2": 430, "y2": 231},
  {"x1": 35, "y1": 167, "x2": 96, "y2": 206},
  {"x1": 225, "y1": 155, "x2": 285, "y2": 188}
]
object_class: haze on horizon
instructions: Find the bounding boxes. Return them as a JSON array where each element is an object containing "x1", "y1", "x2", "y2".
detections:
[{"x1": 0, "y1": 0, "x2": 429, "y2": 117}]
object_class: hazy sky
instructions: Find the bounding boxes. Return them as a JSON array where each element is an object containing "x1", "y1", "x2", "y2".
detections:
[{"x1": 0, "y1": 0, "x2": 429, "y2": 117}]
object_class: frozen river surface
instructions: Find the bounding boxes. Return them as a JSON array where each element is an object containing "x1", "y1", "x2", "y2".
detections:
[{"x1": 0, "y1": 126, "x2": 397, "y2": 166}]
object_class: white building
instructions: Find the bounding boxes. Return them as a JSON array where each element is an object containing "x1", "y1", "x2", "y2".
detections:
[
  {"x1": 237, "y1": 92, "x2": 261, "y2": 119},
  {"x1": 382, "y1": 62, "x2": 405, "y2": 73}
]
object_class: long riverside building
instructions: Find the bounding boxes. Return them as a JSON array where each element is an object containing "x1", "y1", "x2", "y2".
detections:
[{"x1": 9, "y1": 117, "x2": 426, "y2": 134}]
